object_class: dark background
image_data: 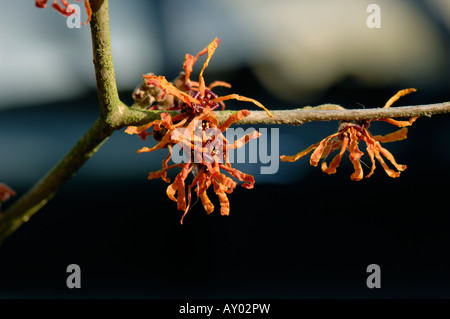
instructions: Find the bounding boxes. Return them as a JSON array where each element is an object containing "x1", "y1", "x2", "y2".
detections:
[{"x1": 0, "y1": 0, "x2": 449, "y2": 298}]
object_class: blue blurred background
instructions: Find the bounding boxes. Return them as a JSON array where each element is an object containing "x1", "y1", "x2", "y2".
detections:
[{"x1": 0, "y1": 0, "x2": 449, "y2": 298}]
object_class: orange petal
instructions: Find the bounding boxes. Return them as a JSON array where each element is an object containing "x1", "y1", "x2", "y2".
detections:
[
  {"x1": 348, "y1": 128, "x2": 364, "y2": 181},
  {"x1": 382, "y1": 88, "x2": 417, "y2": 108},
  {"x1": 225, "y1": 130, "x2": 261, "y2": 150},
  {"x1": 322, "y1": 135, "x2": 349, "y2": 175},
  {"x1": 218, "y1": 110, "x2": 251, "y2": 132},
  {"x1": 183, "y1": 54, "x2": 196, "y2": 83},
  {"x1": 200, "y1": 191, "x2": 215, "y2": 214},
  {"x1": 280, "y1": 142, "x2": 319, "y2": 162},
  {"x1": 372, "y1": 127, "x2": 408, "y2": 143},
  {"x1": 375, "y1": 116, "x2": 418, "y2": 128},
  {"x1": 310, "y1": 132, "x2": 341, "y2": 166},
  {"x1": 373, "y1": 147, "x2": 401, "y2": 178},
  {"x1": 212, "y1": 94, "x2": 274, "y2": 118},
  {"x1": 144, "y1": 74, "x2": 200, "y2": 105},
  {"x1": 181, "y1": 166, "x2": 206, "y2": 223},
  {"x1": 377, "y1": 143, "x2": 406, "y2": 173},
  {"x1": 148, "y1": 163, "x2": 185, "y2": 180},
  {"x1": 160, "y1": 145, "x2": 173, "y2": 183},
  {"x1": 208, "y1": 81, "x2": 232, "y2": 90},
  {"x1": 212, "y1": 179, "x2": 230, "y2": 216},
  {"x1": 198, "y1": 38, "x2": 221, "y2": 96},
  {"x1": 167, "y1": 164, "x2": 193, "y2": 210},
  {"x1": 82, "y1": 0, "x2": 92, "y2": 25},
  {"x1": 219, "y1": 164, "x2": 255, "y2": 189},
  {"x1": 137, "y1": 131, "x2": 172, "y2": 153}
]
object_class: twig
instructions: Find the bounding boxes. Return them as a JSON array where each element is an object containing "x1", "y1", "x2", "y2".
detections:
[
  {"x1": 0, "y1": 118, "x2": 113, "y2": 244},
  {"x1": 118, "y1": 101, "x2": 450, "y2": 129},
  {"x1": 0, "y1": 0, "x2": 118, "y2": 245}
]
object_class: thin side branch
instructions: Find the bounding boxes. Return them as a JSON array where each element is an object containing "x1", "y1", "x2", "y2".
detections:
[
  {"x1": 0, "y1": 0, "x2": 120, "y2": 245},
  {"x1": 118, "y1": 101, "x2": 450, "y2": 129},
  {"x1": 0, "y1": 118, "x2": 113, "y2": 245}
]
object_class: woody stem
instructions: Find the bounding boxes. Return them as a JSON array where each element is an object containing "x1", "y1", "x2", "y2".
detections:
[
  {"x1": 0, "y1": 0, "x2": 119, "y2": 245},
  {"x1": 118, "y1": 101, "x2": 450, "y2": 128}
]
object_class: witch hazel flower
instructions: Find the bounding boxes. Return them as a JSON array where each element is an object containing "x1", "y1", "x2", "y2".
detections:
[
  {"x1": 281, "y1": 89, "x2": 419, "y2": 181},
  {"x1": 126, "y1": 38, "x2": 272, "y2": 223}
]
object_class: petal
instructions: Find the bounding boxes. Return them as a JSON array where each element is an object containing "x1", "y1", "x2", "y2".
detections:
[
  {"x1": 374, "y1": 117, "x2": 418, "y2": 128},
  {"x1": 373, "y1": 147, "x2": 401, "y2": 178},
  {"x1": 310, "y1": 132, "x2": 342, "y2": 166},
  {"x1": 348, "y1": 129, "x2": 364, "y2": 181},
  {"x1": 372, "y1": 127, "x2": 408, "y2": 143},
  {"x1": 181, "y1": 166, "x2": 206, "y2": 224},
  {"x1": 219, "y1": 164, "x2": 255, "y2": 189},
  {"x1": 377, "y1": 143, "x2": 407, "y2": 172},
  {"x1": 218, "y1": 110, "x2": 251, "y2": 132},
  {"x1": 322, "y1": 134, "x2": 349, "y2": 175},
  {"x1": 225, "y1": 130, "x2": 261, "y2": 150},
  {"x1": 382, "y1": 88, "x2": 417, "y2": 108},
  {"x1": 208, "y1": 81, "x2": 232, "y2": 90},
  {"x1": 144, "y1": 74, "x2": 200, "y2": 106},
  {"x1": 200, "y1": 191, "x2": 215, "y2": 214},
  {"x1": 167, "y1": 164, "x2": 193, "y2": 210},
  {"x1": 362, "y1": 129, "x2": 377, "y2": 178},
  {"x1": 212, "y1": 179, "x2": 230, "y2": 216},
  {"x1": 160, "y1": 145, "x2": 173, "y2": 183},
  {"x1": 137, "y1": 131, "x2": 172, "y2": 153},
  {"x1": 183, "y1": 54, "x2": 196, "y2": 83},
  {"x1": 280, "y1": 142, "x2": 319, "y2": 162},
  {"x1": 147, "y1": 163, "x2": 185, "y2": 180},
  {"x1": 212, "y1": 94, "x2": 274, "y2": 118},
  {"x1": 198, "y1": 38, "x2": 221, "y2": 96}
]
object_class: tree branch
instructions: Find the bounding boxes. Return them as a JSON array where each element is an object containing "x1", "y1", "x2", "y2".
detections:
[
  {"x1": 0, "y1": 118, "x2": 113, "y2": 245},
  {"x1": 116, "y1": 101, "x2": 450, "y2": 129},
  {"x1": 0, "y1": 0, "x2": 119, "y2": 245}
]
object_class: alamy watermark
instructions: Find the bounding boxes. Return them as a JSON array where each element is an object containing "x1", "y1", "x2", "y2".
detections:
[
  {"x1": 366, "y1": 4, "x2": 381, "y2": 29},
  {"x1": 170, "y1": 120, "x2": 279, "y2": 174},
  {"x1": 66, "y1": 4, "x2": 82, "y2": 29}
]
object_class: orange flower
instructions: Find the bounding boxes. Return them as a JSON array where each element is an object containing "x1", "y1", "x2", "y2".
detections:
[
  {"x1": 0, "y1": 183, "x2": 16, "y2": 214},
  {"x1": 126, "y1": 38, "x2": 272, "y2": 223},
  {"x1": 280, "y1": 89, "x2": 419, "y2": 180},
  {"x1": 35, "y1": 0, "x2": 92, "y2": 25},
  {"x1": 127, "y1": 108, "x2": 259, "y2": 224},
  {"x1": 140, "y1": 37, "x2": 273, "y2": 118}
]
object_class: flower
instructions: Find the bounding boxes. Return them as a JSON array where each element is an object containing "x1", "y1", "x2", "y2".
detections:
[
  {"x1": 126, "y1": 38, "x2": 272, "y2": 223},
  {"x1": 133, "y1": 37, "x2": 274, "y2": 118},
  {"x1": 35, "y1": 0, "x2": 92, "y2": 25},
  {"x1": 280, "y1": 88, "x2": 419, "y2": 180},
  {"x1": 0, "y1": 183, "x2": 16, "y2": 214}
]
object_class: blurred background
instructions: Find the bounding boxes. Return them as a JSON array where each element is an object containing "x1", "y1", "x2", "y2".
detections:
[{"x1": 0, "y1": 0, "x2": 449, "y2": 298}]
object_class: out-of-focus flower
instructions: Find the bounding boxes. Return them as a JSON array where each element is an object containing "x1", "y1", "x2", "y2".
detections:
[
  {"x1": 281, "y1": 89, "x2": 419, "y2": 180},
  {"x1": 0, "y1": 183, "x2": 16, "y2": 214},
  {"x1": 35, "y1": 0, "x2": 92, "y2": 25}
]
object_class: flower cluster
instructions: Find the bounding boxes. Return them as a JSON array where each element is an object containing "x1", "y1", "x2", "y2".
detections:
[
  {"x1": 35, "y1": 0, "x2": 92, "y2": 25},
  {"x1": 126, "y1": 38, "x2": 272, "y2": 223},
  {"x1": 280, "y1": 89, "x2": 419, "y2": 180},
  {"x1": 0, "y1": 183, "x2": 16, "y2": 214}
]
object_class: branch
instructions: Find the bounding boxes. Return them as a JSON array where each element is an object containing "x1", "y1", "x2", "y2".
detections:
[
  {"x1": 116, "y1": 101, "x2": 450, "y2": 129},
  {"x1": 0, "y1": 0, "x2": 119, "y2": 245},
  {"x1": 0, "y1": 118, "x2": 113, "y2": 245}
]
